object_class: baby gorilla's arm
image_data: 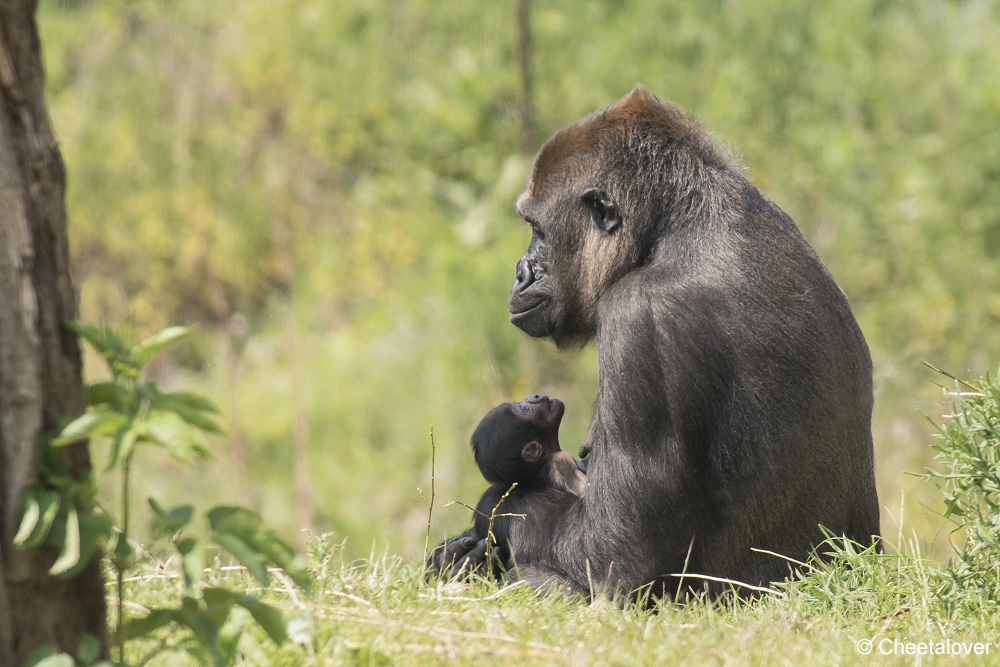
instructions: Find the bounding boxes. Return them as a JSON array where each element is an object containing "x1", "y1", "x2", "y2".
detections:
[{"x1": 546, "y1": 451, "x2": 587, "y2": 497}]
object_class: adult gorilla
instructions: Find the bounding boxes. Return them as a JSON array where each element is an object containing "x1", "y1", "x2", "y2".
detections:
[{"x1": 432, "y1": 86, "x2": 879, "y2": 597}]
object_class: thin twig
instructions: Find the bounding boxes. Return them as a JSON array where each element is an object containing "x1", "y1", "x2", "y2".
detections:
[
  {"x1": 444, "y1": 500, "x2": 524, "y2": 521},
  {"x1": 483, "y1": 580, "x2": 528, "y2": 600},
  {"x1": 667, "y1": 573, "x2": 784, "y2": 596},
  {"x1": 423, "y1": 427, "x2": 436, "y2": 563},
  {"x1": 675, "y1": 536, "x2": 696, "y2": 600},
  {"x1": 750, "y1": 547, "x2": 808, "y2": 568},
  {"x1": 486, "y1": 483, "x2": 519, "y2": 575},
  {"x1": 328, "y1": 590, "x2": 375, "y2": 607},
  {"x1": 923, "y1": 361, "x2": 983, "y2": 393}
]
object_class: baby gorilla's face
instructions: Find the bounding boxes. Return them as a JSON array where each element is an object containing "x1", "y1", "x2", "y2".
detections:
[{"x1": 510, "y1": 394, "x2": 565, "y2": 445}]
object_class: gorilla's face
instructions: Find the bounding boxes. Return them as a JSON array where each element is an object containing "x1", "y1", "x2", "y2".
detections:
[
  {"x1": 507, "y1": 207, "x2": 559, "y2": 339},
  {"x1": 508, "y1": 179, "x2": 630, "y2": 347}
]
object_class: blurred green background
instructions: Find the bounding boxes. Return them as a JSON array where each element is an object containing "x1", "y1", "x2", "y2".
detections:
[{"x1": 38, "y1": 0, "x2": 1000, "y2": 559}]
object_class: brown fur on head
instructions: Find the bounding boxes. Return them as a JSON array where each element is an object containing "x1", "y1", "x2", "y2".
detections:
[
  {"x1": 508, "y1": 86, "x2": 734, "y2": 346},
  {"x1": 527, "y1": 86, "x2": 718, "y2": 196}
]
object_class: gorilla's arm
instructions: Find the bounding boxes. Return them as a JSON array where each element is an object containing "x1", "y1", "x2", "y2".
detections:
[{"x1": 507, "y1": 282, "x2": 716, "y2": 595}]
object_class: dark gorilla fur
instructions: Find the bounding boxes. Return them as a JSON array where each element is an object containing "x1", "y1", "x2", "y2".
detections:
[{"x1": 430, "y1": 86, "x2": 880, "y2": 598}]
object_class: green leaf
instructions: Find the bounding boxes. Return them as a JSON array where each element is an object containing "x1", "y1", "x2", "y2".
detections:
[
  {"x1": 37, "y1": 435, "x2": 70, "y2": 478},
  {"x1": 121, "y1": 596, "x2": 228, "y2": 667},
  {"x1": 206, "y1": 505, "x2": 258, "y2": 533},
  {"x1": 134, "y1": 326, "x2": 193, "y2": 366},
  {"x1": 159, "y1": 403, "x2": 224, "y2": 435},
  {"x1": 204, "y1": 588, "x2": 288, "y2": 644},
  {"x1": 148, "y1": 498, "x2": 195, "y2": 533},
  {"x1": 212, "y1": 531, "x2": 269, "y2": 587},
  {"x1": 215, "y1": 613, "x2": 244, "y2": 667},
  {"x1": 174, "y1": 608, "x2": 225, "y2": 667},
  {"x1": 76, "y1": 632, "x2": 101, "y2": 665},
  {"x1": 111, "y1": 529, "x2": 135, "y2": 570},
  {"x1": 177, "y1": 536, "x2": 205, "y2": 588},
  {"x1": 140, "y1": 410, "x2": 212, "y2": 463},
  {"x1": 52, "y1": 409, "x2": 128, "y2": 447},
  {"x1": 86, "y1": 382, "x2": 122, "y2": 409},
  {"x1": 206, "y1": 506, "x2": 312, "y2": 592},
  {"x1": 106, "y1": 424, "x2": 139, "y2": 470},
  {"x1": 183, "y1": 645, "x2": 215, "y2": 667},
  {"x1": 118, "y1": 609, "x2": 179, "y2": 641},
  {"x1": 153, "y1": 391, "x2": 220, "y2": 415},
  {"x1": 255, "y1": 537, "x2": 312, "y2": 593},
  {"x1": 49, "y1": 505, "x2": 81, "y2": 575},
  {"x1": 236, "y1": 595, "x2": 288, "y2": 645},
  {"x1": 16, "y1": 488, "x2": 61, "y2": 549},
  {"x1": 22, "y1": 645, "x2": 59, "y2": 667},
  {"x1": 136, "y1": 380, "x2": 159, "y2": 404},
  {"x1": 56, "y1": 509, "x2": 113, "y2": 579},
  {"x1": 64, "y1": 321, "x2": 121, "y2": 361},
  {"x1": 201, "y1": 588, "x2": 236, "y2": 627},
  {"x1": 14, "y1": 488, "x2": 41, "y2": 546},
  {"x1": 23, "y1": 648, "x2": 75, "y2": 667}
]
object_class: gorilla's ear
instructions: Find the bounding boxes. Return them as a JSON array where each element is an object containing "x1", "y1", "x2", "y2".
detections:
[
  {"x1": 521, "y1": 441, "x2": 543, "y2": 463},
  {"x1": 581, "y1": 188, "x2": 622, "y2": 233}
]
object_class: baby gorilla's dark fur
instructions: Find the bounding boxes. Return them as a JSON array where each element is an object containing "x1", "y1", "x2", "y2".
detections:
[{"x1": 469, "y1": 395, "x2": 586, "y2": 567}]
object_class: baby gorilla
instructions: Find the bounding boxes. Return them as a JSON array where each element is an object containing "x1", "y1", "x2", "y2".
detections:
[
  {"x1": 467, "y1": 394, "x2": 586, "y2": 571},
  {"x1": 472, "y1": 394, "x2": 586, "y2": 498}
]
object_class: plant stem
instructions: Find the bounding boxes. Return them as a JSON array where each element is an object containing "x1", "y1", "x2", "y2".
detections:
[
  {"x1": 423, "y1": 426, "x2": 436, "y2": 563},
  {"x1": 116, "y1": 450, "x2": 133, "y2": 662},
  {"x1": 486, "y1": 483, "x2": 517, "y2": 577}
]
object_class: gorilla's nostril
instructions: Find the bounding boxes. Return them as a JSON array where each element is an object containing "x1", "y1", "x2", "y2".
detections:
[{"x1": 514, "y1": 258, "x2": 536, "y2": 292}]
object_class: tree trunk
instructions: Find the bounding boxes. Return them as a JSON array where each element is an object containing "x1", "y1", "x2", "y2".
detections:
[
  {"x1": 267, "y1": 144, "x2": 315, "y2": 545},
  {"x1": 0, "y1": 2, "x2": 109, "y2": 663},
  {"x1": 514, "y1": 0, "x2": 537, "y2": 154}
]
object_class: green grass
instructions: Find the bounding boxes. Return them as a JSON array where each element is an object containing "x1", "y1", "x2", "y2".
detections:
[
  {"x1": 117, "y1": 376, "x2": 1000, "y2": 666},
  {"x1": 117, "y1": 532, "x2": 1000, "y2": 667}
]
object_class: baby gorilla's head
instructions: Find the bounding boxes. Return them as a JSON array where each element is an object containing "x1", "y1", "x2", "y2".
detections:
[{"x1": 471, "y1": 394, "x2": 564, "y2": 486}]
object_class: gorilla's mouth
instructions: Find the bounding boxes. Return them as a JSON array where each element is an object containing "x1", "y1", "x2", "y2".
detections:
[{"x1": 509, "y1": 299, "x2": 546, "y2": 320}]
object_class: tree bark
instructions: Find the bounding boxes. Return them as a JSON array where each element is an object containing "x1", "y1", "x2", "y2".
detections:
[{"x1": 0, "y1": 2, "x2": 108, "y2": 662}]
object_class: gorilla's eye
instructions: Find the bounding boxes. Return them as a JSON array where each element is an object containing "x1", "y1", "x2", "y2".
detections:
[{"x1": 525, "y1": 217, "x2": 545, "y2": 241}]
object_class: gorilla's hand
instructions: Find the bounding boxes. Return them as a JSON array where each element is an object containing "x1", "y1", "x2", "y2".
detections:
[
  {"x1": 426, "y1": 535, "x2": 497, "y2": 580},
  {"x1": 577, "y1": 442, "x2": 591, "y2": 473}
]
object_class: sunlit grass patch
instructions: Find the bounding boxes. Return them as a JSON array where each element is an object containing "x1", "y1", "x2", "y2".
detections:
[{"x1": 117, "y1": 530, "x2": 997, "y2": 666}]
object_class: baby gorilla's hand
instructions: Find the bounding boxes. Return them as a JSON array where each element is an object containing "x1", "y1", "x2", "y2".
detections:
[{"x1": 426, "y1": 535, "x2": 500, "y2": 580}]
